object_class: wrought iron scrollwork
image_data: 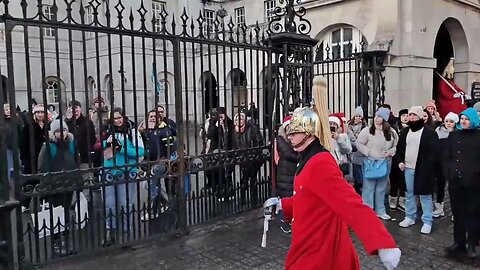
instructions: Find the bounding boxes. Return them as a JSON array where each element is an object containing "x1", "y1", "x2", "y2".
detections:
[{"x1": 268, "y1": 0, "x2": 312, "y2": 35}]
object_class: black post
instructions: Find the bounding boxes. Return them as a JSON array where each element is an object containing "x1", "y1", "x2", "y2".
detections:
[{"x1": 264, "y1": 0, "x2": 316, "y2": 197}]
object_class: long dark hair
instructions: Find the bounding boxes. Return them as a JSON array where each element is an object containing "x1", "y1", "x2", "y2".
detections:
[{"x1": 369, "y1": 120, "x2": 393, "y2": 141}]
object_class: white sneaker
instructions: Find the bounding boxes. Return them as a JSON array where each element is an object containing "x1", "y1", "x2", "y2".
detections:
[
  {"x1": 432, "y1": 202, "x2": 445, "y2": 218},
  {"x1": 397, "y1": 197, "x2": 406, "y2": 212},
  {"x1": 377, "y1": 213, "x2": 392, "y2": 220},
  {"x1": 420, "y1": 224, "x2": 432, "y2": 234},
  {"x1": 388, "y1": 196, "x2": 398, "y2": 210},
  {"x1": 399, "y1": 217, "x2": 415, "y2": 228}
]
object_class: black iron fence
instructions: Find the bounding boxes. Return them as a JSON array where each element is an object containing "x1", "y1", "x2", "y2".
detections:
[{"x1": 313, "y1": 42, "x2": 387, "y2": 120}]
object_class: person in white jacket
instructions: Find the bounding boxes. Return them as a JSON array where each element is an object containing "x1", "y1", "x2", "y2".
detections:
[
  {"x1": 355, "y1": 107, "x2": 399, "y2": 220},
  {"x1": 329, "y1": 115, "x2": 352, "y2": 176}
]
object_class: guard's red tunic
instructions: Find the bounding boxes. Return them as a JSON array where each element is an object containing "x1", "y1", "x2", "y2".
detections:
[
  {"x1": 436, "y1": 79, "x2": 467, "y2": 120},
  {"x1": 281, "y1": 150, "x2": 397, "y2": 270}
]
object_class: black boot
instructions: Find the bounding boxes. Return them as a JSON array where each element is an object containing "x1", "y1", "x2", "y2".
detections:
[
  {"x1": 444, "y1": 243, "x2": 466, "y2": 254},
  {"x1": 467, "y1": 245, "x2": 477, "y2": 259}
]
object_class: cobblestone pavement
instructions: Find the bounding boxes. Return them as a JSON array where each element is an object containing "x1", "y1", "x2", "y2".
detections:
[{"x1": 44, "y1": 207, "x2": 480, "y2": 270}]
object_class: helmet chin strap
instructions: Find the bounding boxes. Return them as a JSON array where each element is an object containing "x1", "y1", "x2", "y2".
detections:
[{"x1": 291, "y1": 134, "x2": 311, "y2": 149}]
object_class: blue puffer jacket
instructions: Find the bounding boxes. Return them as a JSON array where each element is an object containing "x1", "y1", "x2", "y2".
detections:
[{"x1": 103, "y1": 133, "x2": 145, "y2": 176}]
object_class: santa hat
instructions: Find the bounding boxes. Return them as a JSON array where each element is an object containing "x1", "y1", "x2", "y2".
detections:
[
  {"x1": 328, "y1": 114, "x2": 345, "y2": 131},
  {"x1": 281, "y1": 115, "x2": 292, "y2": 131},
  {"x1": 424, "y1": 100, "x2": 437, "y2": 110},
  {"x1": 283, "y1": 116, "x2": 292, "y2": 123}
]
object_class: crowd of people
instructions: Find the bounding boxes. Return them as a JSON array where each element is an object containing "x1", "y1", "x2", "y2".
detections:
[
  {"x1": 3, "y1": 97, "x2": 264, "y2": 256},
  {"x1": 274, "y1": 99, "x2": 480, "y2": 259}
]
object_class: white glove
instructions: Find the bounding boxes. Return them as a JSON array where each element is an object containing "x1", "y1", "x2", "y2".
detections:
[
  {"x1": 263, "y1": 197, "x2": 282, "y2": 211},
  {"x1": 378, "y1": 248, "x2": 401, "y2": 270}
]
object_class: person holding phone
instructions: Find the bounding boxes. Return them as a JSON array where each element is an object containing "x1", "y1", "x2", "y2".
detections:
[{"x1": 328, "y1": 114, "x2": 352, "y2": 176}]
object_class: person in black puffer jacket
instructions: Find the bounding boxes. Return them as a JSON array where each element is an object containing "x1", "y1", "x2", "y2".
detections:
[{"x1": 274, "y1": 116, "x2": 297, "y2": 198}]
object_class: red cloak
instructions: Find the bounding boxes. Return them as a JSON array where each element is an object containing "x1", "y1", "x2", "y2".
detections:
[
  {"x1": 281, "y1": 152, "x2": 397, "y2": 270},
  {"x1": 436, "y1": 79, "x2": 467, "y2": 120}
]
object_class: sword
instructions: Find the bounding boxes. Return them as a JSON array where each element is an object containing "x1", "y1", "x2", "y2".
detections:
[{"x1": 261, "y1": 206, "x2": 274, "y2": 248}]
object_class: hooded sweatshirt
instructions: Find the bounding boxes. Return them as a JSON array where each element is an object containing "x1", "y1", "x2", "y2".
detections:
[{"x1": 456, "y1": 108, "x2": 480, "y2": 130}]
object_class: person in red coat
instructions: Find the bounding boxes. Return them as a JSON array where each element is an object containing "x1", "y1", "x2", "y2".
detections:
[{"x1": 265, "y1": 78, "x2": 401, "y2": 270}]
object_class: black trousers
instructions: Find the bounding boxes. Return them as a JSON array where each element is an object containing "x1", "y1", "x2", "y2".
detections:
[
  {"x1": 389, "y1": 164, "x2": 405, "y2": 197},
  {"x1": 435, "y1": 173, "x2": 446, "y2": 203},
  {"x1": 449, "y1": 186, "x2": 480, "y2": 246},
  {"x1": 240, "y1": 165, "x2": 259, "y2": 205}
]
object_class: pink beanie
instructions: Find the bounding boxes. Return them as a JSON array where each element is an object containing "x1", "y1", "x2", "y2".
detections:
[{"x1": 425, "y1": 100, "x2": 437, "y2": 110}]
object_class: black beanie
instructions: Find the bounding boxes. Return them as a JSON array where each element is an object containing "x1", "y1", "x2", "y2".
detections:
[{"x1": 399, "y1": 109, "x2": 408, "y2": 117}]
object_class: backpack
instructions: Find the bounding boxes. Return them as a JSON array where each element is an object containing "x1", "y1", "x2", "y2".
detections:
[{"x1": 49, "y1": 141, "x2": 76, "y2": 159}]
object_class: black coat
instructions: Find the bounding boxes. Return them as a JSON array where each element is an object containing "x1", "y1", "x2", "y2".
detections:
[
  {"x1": 276, "y1": 136, "x2": 297, "y2": 198},
  {"x1": 396, "y1": 127, "x2": 439, "y2": 195},
  {"x1": 66, "y1": 114, "x2": 96, "y2": 164},
  {"x1": 443, "y1": 129, "x2": 480, "y2": 188},
  {"x1": 206, "y1": 117, "x2": 234, "y2": 153},
  {"x1": 20, "y1": 115, "x2": 49, "y2": 174}
]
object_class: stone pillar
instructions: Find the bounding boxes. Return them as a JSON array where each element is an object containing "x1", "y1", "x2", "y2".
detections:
[{"x1": 384, "y1": 55, "x2": 436, "y2": 113}]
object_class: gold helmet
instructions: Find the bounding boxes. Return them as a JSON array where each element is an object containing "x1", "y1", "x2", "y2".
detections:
[
  {"x1": 286, "y1": 107, "x2": 319, "y2": 135},
  {"x1": 285, "y1": 77, "x2": 332, "y2": 151}
]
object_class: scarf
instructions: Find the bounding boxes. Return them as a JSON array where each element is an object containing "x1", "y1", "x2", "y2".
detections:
[{"x1": 408, "y1": 119, "x2": 424, "y2": 132}]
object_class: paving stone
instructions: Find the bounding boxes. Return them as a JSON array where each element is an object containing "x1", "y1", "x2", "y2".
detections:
[{"x1": 43, "y1": 208, "x2": 480, "y2": 270}]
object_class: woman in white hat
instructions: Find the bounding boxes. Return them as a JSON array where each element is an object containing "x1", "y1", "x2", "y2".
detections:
[{"x1": 433, "y1": 112, "x2": 458, "y2": 218}]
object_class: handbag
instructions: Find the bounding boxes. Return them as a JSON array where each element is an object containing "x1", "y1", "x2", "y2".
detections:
[{"x1": 363, "y1": 159, "x2": 388, "y2": 180}]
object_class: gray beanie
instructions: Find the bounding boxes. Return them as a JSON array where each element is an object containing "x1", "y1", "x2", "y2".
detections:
[
  {"x1": 354, "y1": 106, "x2": 364, "y2": 117},
  {"x1": 50, "y1": 119, "x2": 69, "y2": 133},
  {"x1": 473, "y1": 102, "x2": 480, "y2": 112}
]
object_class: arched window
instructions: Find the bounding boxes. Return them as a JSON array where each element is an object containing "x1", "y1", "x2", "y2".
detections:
[
  {"x1": 315, "y1": 25, "x2": 367, "y2": 60},
  {"x1": 44, "y1": 76, "x2": 63, "y2": 104}
]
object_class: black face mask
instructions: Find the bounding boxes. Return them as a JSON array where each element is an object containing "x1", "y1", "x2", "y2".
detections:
[{"x1": 408, "y1": 119, "x2": 424, "y2": 132}]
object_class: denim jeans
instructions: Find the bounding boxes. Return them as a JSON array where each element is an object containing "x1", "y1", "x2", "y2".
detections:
[
  {"x1": 404, "y1": 168, "x2": 433, "y2": 226},
  {"x1": 103, "y1": 174, "x2": 137, "y2": 231},
  {"x1": 361, "y1": 161, "x2": 391, "y2": 215},
  {"x1": 362, "y1": 176, "x2": 388, "y2": 215}
]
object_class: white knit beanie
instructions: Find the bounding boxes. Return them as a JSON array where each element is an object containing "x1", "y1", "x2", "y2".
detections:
[{"x1": 445, "y1": 112, "x2": 459, "y2": 123}]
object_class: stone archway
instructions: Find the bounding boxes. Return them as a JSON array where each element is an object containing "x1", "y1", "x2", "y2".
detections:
[{"x1": 433, "y1": 18, "x2": 469, "y2": 100}]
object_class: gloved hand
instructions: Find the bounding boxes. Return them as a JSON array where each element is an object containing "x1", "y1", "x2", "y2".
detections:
[
  {"x1": 263, "y1": 197, "x2": 282, "y2": 212},
  {"x1": 378, "y1": 248, "x2": 401, "y2": 270}
]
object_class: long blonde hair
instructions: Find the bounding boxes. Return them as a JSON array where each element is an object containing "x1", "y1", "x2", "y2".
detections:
[{"x1": 311, "y1": 76, "x2": 332, "y2": 151}]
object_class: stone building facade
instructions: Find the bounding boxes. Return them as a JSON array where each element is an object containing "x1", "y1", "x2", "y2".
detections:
[{"x1": 1, "y1": 0, "x2": 479, "y2": 118}]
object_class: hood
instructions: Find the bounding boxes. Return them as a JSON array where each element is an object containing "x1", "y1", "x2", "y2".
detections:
[{"x1": 457, "y1": 108, "x2": 480, "y2": 130}]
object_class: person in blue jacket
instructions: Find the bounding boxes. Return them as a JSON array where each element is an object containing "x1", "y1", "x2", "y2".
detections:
[{"x1": 102, "y1": 107, "x2": 144, "y2": 245}]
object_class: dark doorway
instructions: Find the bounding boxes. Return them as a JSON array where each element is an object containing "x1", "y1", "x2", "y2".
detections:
[
  {"x1": 433, "y1": 23, "x2": 454, "y2": 100},
  {"x1": 230, "y1": 68, "x2": 247, "y2": 111},
  {"x1": 202, "y1": 71, "x2": 218, "y2": 115}
]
